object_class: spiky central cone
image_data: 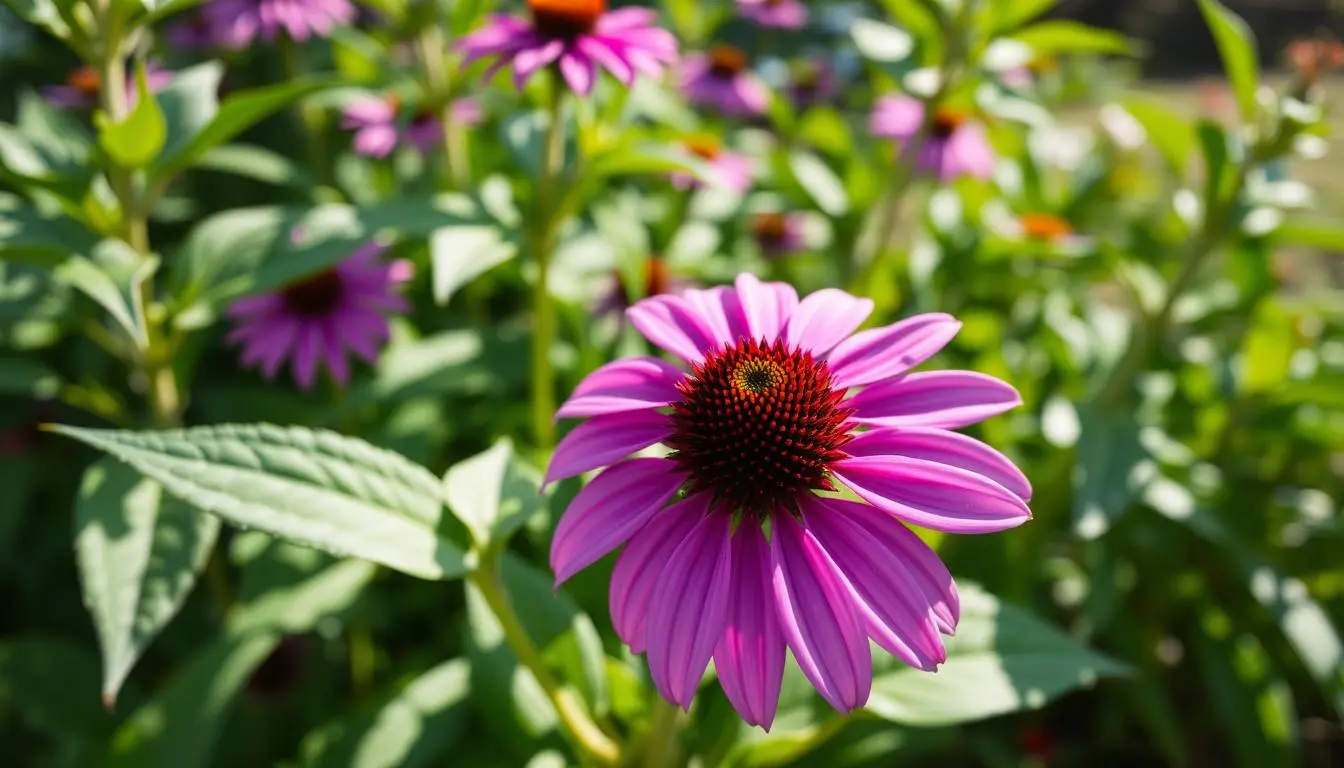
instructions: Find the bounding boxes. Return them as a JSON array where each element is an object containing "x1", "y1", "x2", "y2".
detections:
[
  {"x1": 667, "y1": 339, "x2": 853, "y2": 516},
  {"x1": 67, "y1": 65, "x2": 102, "y2": 95},
  {"x1": 1020, "y1": 212, "x2": 1071, "y2": 241},
  {"x1": 684, "y1": 136, "x2": 721, "y2": 161},
  {"x1": 708, "y1": 45, "x2": 749, "y2": 78},
  {"x1": 529, "y1": 0, "x2": 604, "y2": 39},
  {"x1": 281, "y1": 269, "x2": 344, "y2": 317},
  {"x1": 931, "y1": 109, "x2": 966, "y2": 139},
  {"x1": 752, "y1": 213, "x2": 789, "y2": 245}
]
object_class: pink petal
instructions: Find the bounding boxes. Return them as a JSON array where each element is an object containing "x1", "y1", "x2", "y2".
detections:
[
  {"x1": 578, "y1": 36, "x2": 634, "y2": 86},
  {"x1": 869, "y1": 95, "x2": 924, "y2": 140},
  {"x1": 559, "y1": 50, "x2": 596, "y2": 95},
  {"x1": 645, "y1": 511, "x2": 734, "y2": 709},
  {"x1": 556, "y1": 357, "x2": 684, "y2": 420},
  {"x1": 293, "y1": 324, "x2": 322, "y2": 389},
  {"x1": 826, "y1": 313, "x2": 961, "y2": 390},
  {"x1": 550, "y1": 458, "x2": 686, "y2": 585},
  {"x1": 544, "y1": 409, "x2": 672, "y2": 486},
  {"x1": 847, "y1": 371, "x2": 1022, "y2": 429},
  {"x1": 829, "y1": 498, "x2": 960, "y2": 635},
  {"x1": 801, "y1": 496, "x2": 945, "y2": 670},
  {"x1": 512, "y1": 39, "x2": 565, "y2": 91},
  {"x1": 734, "y1": 273, "x2": 798, "y2": 343},
  {"x1": 627, "y1": 294, "x2": 722, "y2": 364},
  {"x1": 713, "y1": 524, "x2": 786, "y2": 730},
  {"x1": 947, "y1": 124, "x2": 996, "y2": 179},
  {"x1": 832, "y1": 455, "x2": 1032, "y2": 534},
  {"x1": 844, "y1": 428, "x2": 1032, "y2": 501},
  {"x1": 770, "y1": 510, "x2": 872, "y2": 712},
  {"x1": 681, "y1": 286, "x2": 746, "y2": 348},
  {"x1": 610, "y1": 494, "x2": 709, "y2": 652},
  {"x1": 784, "y1": 288, "x2": 873, "y2": 356}
]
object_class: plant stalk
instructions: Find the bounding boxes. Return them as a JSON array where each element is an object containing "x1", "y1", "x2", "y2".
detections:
[
  {"x1": 530, "y1": 78, "x2": 566, "y2": 450},
  {"x1": 279, "y1": 37, "x2": 332, "y2": 188},
  {"x1": 415, "y1": 25, "x2": 469, "y2": 189},
  {"x1": 641, "y1": 696, "x2": 683, "y2": 768}
]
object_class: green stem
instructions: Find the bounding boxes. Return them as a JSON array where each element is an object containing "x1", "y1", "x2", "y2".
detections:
[
  {"x1": 530, "y1": 78, "x2": 566, "y2": 450},
  {"x1": 415, "y1": 26, "x2": 469, "y2": 189},
  {"x1": 641, "y1": 696, "x2": 683, "y2": 768},
  {"x1": 471, "y1": 556, "x2": 618, "y2": 766},
  {"x1": 279, "y1": 37, "x2": 332, "y2": 189},
  {"x1": 348, "y1": 618, "x2": 376, "y2": 696}
]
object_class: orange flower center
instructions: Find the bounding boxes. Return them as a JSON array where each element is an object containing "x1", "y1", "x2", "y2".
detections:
[
  {"x1": 384, "y1": 92, "x2": 402, "y2": 113},
  {"x1": 708, "y1": 45, "x2": 749, "y2": 77},
  {"x1": 66, "y1": 66, "x2": 102, "y2": 96},
  {"x1": 612, "y1": 257, "x2": 673, "y2": 306},
  {"x1": 930, "y1": 109, "x2": 966, "y2": 139},
  {"x1": 683, "y1": 136, "x2": 721, "y2": 161},
  {"x1": 1019, "y1": 213, "x2": 1071, "y2": 241},
  {"x1": 528, "y1": 0, "x2": 604, "y2": 38},
  {"x1": 752, "y1": 212, "x2": 789, "y2": 243}
]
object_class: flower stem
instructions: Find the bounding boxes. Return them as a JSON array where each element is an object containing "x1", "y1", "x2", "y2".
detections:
[
  {"x1": 415, "y1": 25, "x2": 469, "y2": 189},
  {"x1": 641, "y1": 696, "x2": 683, "y2": 768},
  {"x1": 470, "y1": 555, "x2": 619, "y2": 766},
  {"x1": 279, "y1": 37, "x2": 332, "y2": 189},
  {"x1": 530, "y1": 78, "x2": 567, "y2": 450}
]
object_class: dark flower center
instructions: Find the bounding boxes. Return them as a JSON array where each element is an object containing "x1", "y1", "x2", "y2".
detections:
[
  {"x1": 931, "y1": 109, "x2": 966, "y2": 139},
  {"x1": 612, "y1": 257, "x2": 673, "y2": 306},
  {"x1": 666, "y1": 338, "x2": 853, "y2": 516},
  {"x1": 529, "y1": 0, "x2": 604, "y2": 39},
  {"x1": 1020, "y1": 212, "x2": 1071, "y2": 241},
  {"x1": 683, "y1": 136, "x2": 721, "y2": 160},
  {"x1": 752, "y1": 212, "x2": 789, "y2": 244},
  {"x1": 281, "y1": 269, "x2": 344, "y2": 317},
  {"x1": 708, "y1": 45, "x2": 749, "y2": 78},
  {"x1": 66, "y1": 65, "x2": 102, "y2": 96}
]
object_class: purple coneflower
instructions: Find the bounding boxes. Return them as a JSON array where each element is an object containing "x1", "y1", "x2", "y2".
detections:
[
  {"x1": 225, "y1": 243, "x2": 409, "y2": 389},
  {"x1": 199, "y1": 0, "x2": 354, "y2": 48},
  {"x1": 870, "y1": 95, "x2": 996, "y2": 181},
  {"x1": 785, "y1": 58, "x2": 838, "y2": 110},
  {"x1": 43, "y1": 63, "x2": 172, "y2": 109},
  {"x1": 737, "y1": 0, "x2": 808, "y2": 29},
  {"x1": 671, "y1": 135, "x2": 754, "y2": 194},
  {"x1": 458, "y1": 0, "x2": 678, "y2": 96},
  {"x1": 681, "y1": 45, "x2": 771, "y2": 117},
  {"x1": 751, "y1": 212, "x2": 806, "y2": 258},
  {"x1": 341, "y1": 94, "x2": 484, "y2": 158},
  {"x1": 546, "y1": 273, "x2": 1032, "y2": 727}
]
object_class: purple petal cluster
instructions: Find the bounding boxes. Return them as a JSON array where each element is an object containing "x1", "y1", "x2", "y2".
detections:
[
  {"x1": 43, "y1": 63, "x2": 173, "y2": 110},
  {"x1": 737, "y1": 0, "x2": 809, "y2": 30},
  {"x1": 680, "y1": 45, "x2": 771, "y2": 117},
  {"x1": 870, "y1": 95, "x2": 996, "y2": 181},
  {"x1": 341, "y1": 95, "x2": 484, "y2": 158},
  {"x1": 197, "y1": 0, "x2": 355, "y2": 48}
]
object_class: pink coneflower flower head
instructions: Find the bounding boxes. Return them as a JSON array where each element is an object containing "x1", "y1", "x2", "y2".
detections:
[
  {"x1": 870, "y1": 96, "x2": 995, "y2": 182},
  {"x1": 737, "y1": 0, "x2": 807, "y2": 29},
  {"x1": 225, "y1": 243, "x2": 409, "y2": 389},
  {"x1": 681, "y1": 45, "x2": 771, "y2": 117},
  {"x1": 43, "y1": 63, "x2": 172, "y2": 109},
  {"x1": 165, "y1": 9, "x2": 219, "y2": 49},
  {"x1": 458, "y1": 0, "x2": 678, "y2": 96},
  {"x1": 785, "y1": 58, "x2": 838, "y2": 110},
  {"x1": 200, "y1": 0, "x2": 355, "y2": 48},
  {"x1": 546, "y1": 273, "x2": 1032, "y2": 727},
  {"x1": 751, "y1": 212, "x2": 806, "y2": 258},
  {"x1": 341, "y1": 94, "x2": 483, "y2": 158},
  {"x1": 671, "y1": 135, "x2": 754, "y2": 193}
]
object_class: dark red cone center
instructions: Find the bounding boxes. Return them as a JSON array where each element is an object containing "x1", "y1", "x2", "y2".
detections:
[
  {"x1": 529, "y1": 0, "x2": 604, "y2": 39},
  {"x1": 931, "y1": 109, "x2": 966, "y2": 139},
  {"x1": 708, "y1": 45, "x2": 749, "y2": 78},
  {"x1": 281, "y1": 269, "x2": 345, "y2": 317},
  {"x1": 666, "y1": 338, "x2": 853, "y2": 516}
]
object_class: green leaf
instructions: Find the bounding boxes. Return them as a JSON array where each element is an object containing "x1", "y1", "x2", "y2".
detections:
[
  {"x1": 1196, "y1": 0, "x2": 1260, "y2": 126},
  {"x1": 152, "y1": 75, "x2": 339, "y2": 183},
  {"x1": 96, "y1": 63, "x2": 167, "y2": 168},
  {"x1": 0, "y1": 636, "x2": 115, "y2": 766},
  {"x1": 194, "y1": 144, "x2": 312, "y2": 187},
  {"x1": 0, "y1": 0, "x2": 72, "y2": 44},
  {"x1": 851, "y1": 19, "x2": 915, "y2": 63},
  {"x1": 301, "y1": 659, "x2": 471, "y2": 768},
  {"x1": 0, "y1": 194, "x2": 99, "y2": 268},
  {"x1": 979, "y1": 0, "x2": 1057, "y2": 34},
  {"x1": 587, "y1": 142, "x2": 708, "y2": 179},
  {"x1": 1121, "y1": 97, "x2": 1196, "y2": 177},
  {"x1": 875, "y1": 0, "x2": 941, "y2": 51},
  {"x1": 74, "y1": 459, "x2": 220, "y2": 706},
  {"x1": 442, "y1": 439, "x2": 544, "y2": 550},
  {"x1": 106, "y1": 546, "x2": 375, "y2": 768},
  {"x1": 1072, "y1": 405, "x2": 1153, "y2": 539},
  {"x1": 789, "y1": 151, "x2": 849, "y2": 217},
  {"x1": 0, "y1": 356, "x2": 60, "y2": 397},
  {"x1": 53, "y1": 239, "x2": 156, "y2": 349},
  {"x1": 1009, "y1": 20, "x2": 1134, "y2": 56},
  {"x1": 1273, "y1": 216, "x2": 1344, "y2": 251},
  {"x1": 1238, "y1": 303, "x2": 1294, "y2": 395},
  {"x1": 429, "y1": 224, "x2": 517, "y2": 306},
  {"x1": 866, "y1": 584, "x2": 1127, "y2": 726},
  {"x1": 49, "y1": 423, "x2": 468, "y2": 581}
]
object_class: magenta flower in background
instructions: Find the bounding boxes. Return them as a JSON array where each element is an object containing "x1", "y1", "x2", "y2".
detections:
[
  {"x1": 200, "y1": 0, "x2": 354, "y2": 48},
  {"x1": 458, "y1": 0, "x2": 678, "y2": 96},
  {"x1": 226, "y1": 243, "x2": 409, "y2": 389},
  {"x1": 785, "y1": 58, "x2": 838, "y2": 110},
  {"x1": 546, "y1": 273, "x2": 1032, "y2": 727},
  {"x1": 750, "y1": 212, "x2": 806, "y2": 258},
  {"x1": 737, "y1": 0, "x2": 808, "y2": 29},
  {"x1": 43, "y1": 63, "x2": 172, "y2": 109},
  {"x1": 870, "y1": 95, "x2": 996, "y2": 181},
  {"x1": 681, "y1": 45, "x2": 770, "y2": 117},
  {"x1": 341, "y1": 95, "x2": 484, "y2": 158},
  {"x1": 671, "y1": 135, "x2": 754, "y2": 194},
  {"x1": 165, "y1": 9, "x2": 219, "y2": 49}
]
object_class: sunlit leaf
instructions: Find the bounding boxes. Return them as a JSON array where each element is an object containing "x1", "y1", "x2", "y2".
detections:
[
  {"x1": 442, "y1": 439, "x2": 545, "y2": 549},
  {"x1": 1196, "y1": 0, "x2": 1260, "y2": 125}
]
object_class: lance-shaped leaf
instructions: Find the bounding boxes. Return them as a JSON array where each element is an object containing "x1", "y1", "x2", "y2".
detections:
[
  {"x1": 51, "y1": 423, "x2": 468, "y2": 581},
  {"x1": 442, "y1": 439, "x2": 544, "y2": 549},
  {"x1": 75, "y1": 459, "x2": 220, "y2": 707}
]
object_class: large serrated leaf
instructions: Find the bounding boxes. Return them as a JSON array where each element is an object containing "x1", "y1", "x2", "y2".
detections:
[
  {"x1": 75, "y1": 458, "x2": 220, "y2": 707},
  {"x1": 52, "y1": 423, "x2": 468, "y2": 581}
]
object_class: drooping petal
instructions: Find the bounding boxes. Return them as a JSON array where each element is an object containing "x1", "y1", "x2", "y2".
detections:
[
  {"x1": 512, "y1": 39, "x2": 565, "y2": 90},
  {"x1": 869, "y1": 95, "x2": 924, "y2": 140},
  {"x1": 832, "y1": 455, "x2": 1032, "y2": 533},
  {"x1": 713, "y1": 524, "x2": 786, "y2": 730},
  {"x1": 550, "y1": 458, "x2": 686, "y2": 585},
  {"x1": 293, "y1": 324, "x2": 322, "y2": 389},
  {"x1": 610, "y1": 493, "x2": 708, "y2": 652},
  {"x1": 947, "y1": 123, "x2": 996, "y2": 179},
  {"x1": 843, "y1": 428, "x2": 1032, "y2": 501},
  {"x1": 847, "y1": 371, "x2": 1022, "y2": 429},
  {"x1": 733, "y1": 273, "x2": 798, "y2": 343},
  {"x1": 829, "y1": 498, "x2": 960, "y2": 635},
  {"x1": 801, "y1": 496, "x2": 945, "y2": 669},
  {"x1": 558, "y1": 49, "x2": 596, "y2": 95},
  {"x1": 826, "y1": 313, "x2": 961, "y2": 389},
  {"x1": 627, "y1": 294, "x2": 722, "y2": 364},
  {"x1": 784, "y1": 288, "x2": 873, "y2": 356},
  {"x1": 555, "y1": 357, "x2": 684, "y2": 420},
  {"x1": 544, "y1": 409, "x2": 672, "y2": 486},
  {"x1": 645, "y1": 511, "x2": 733, "y2": 709},
  {"x1": 770, "y1": 510, "x2": 872, "y2": 712}
]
